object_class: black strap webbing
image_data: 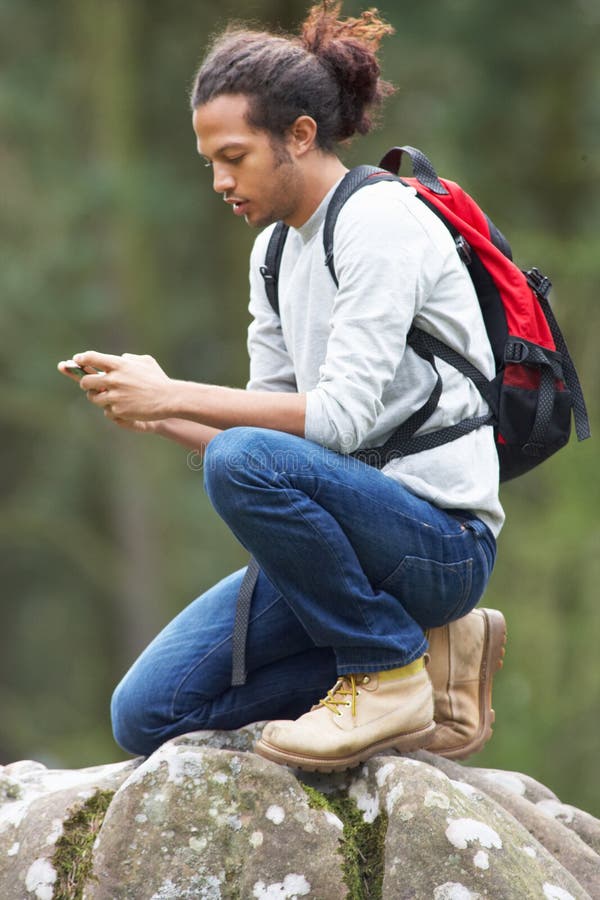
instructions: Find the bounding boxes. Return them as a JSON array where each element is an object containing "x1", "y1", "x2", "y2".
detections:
[
  {"x1": 323, "y1": 168, "x2": 396, "y2": 285},
  {"x1": 408, "y1": 328, "x2": 500, "y2": 417},
  {"x1": 231, "y1": 556, "x2": 260, "y2": 686},
  {"x1": 537, "y1": 296, "x2": 590, "y2": 442},
  {"x1": 260, "y1": 221, "x2": 289, "y2": 317},
  {"x1": 378, "y1": 145, "x2": 449, "y2": 195}
]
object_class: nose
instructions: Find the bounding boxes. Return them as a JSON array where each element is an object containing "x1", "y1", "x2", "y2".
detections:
[{"x1": 212, "y1": 163, "x2": 235, "y2": 195}]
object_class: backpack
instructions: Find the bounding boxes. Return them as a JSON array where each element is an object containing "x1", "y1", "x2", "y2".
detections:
[{"x1": 259, "y1": 146, "x2": 590, "y2": 483}]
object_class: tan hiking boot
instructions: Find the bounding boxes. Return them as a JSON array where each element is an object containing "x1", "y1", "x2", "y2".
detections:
[
  {"x1": 426, "y1": 607, "x2": 506, "y2": 760},
  {"x1": 254, "y1": 658, "x2": 435, "y2": 772}
]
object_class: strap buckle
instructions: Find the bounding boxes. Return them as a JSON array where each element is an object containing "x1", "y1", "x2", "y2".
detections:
[
  {"x1": 524, "y1": 267, "x2": 552, "y2": 300},
  {"x1": 505, "y1": 340, "x2": 529, "y2": 363},
  {"x1": 455, "y1": 235, "x2": 472, "y2": 265},
  {"x1": 259, "y1": 265, "x2": 275, "y2": 284}
]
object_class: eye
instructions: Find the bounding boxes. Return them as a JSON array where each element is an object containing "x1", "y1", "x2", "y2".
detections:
[
  {"x1": 226, "y1": 155, "x2": 245, "y2": 165},
  {"x1": 202, "y1": 159, "x2": 212, "y2": 168}
]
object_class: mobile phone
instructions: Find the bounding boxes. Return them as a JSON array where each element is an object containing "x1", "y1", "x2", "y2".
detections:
[
  {"x1": 65, "y1": 363, "x2": 87, "y2": 379},
  {"x1": 61, "y1": 360, "x2": 104, "y2": 378}
]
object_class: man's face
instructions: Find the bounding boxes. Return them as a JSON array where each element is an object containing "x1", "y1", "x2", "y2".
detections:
[{"x1": 192, "y1": 94, "x2": 304, "y2": 228}]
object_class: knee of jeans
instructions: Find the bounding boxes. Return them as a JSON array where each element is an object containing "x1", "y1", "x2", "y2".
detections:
[
  {"x1": 110, "y1": 676, "x2": 155, "y2": 757},
  {"x1": 203, "y1": 426, "x2": 267, "y2": 500}
]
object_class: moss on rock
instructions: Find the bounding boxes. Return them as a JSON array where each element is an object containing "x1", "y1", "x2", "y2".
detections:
[
  {"x1": 302, "y1": 782, "x2": 388, "y2": 899},
  {"x1": 51, "y1": 789, "x2": 115, "y2": 900}
]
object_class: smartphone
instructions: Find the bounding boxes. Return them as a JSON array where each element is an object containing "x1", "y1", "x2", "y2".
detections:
[
  {"x1": 65, "y1": 363, "x2": 87, "y2": 379},
  {"x1": 61, "y1": 360, "x2": 104, "y2": 378}
]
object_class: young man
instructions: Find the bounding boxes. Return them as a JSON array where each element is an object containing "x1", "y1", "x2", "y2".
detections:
[{"x1": 59, "y1": 2, "x2": 506, "y2": 771}]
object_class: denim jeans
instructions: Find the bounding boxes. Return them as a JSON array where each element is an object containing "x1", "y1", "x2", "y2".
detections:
[{"x1": 111, "y1": 426, "x2": 496, "y2": 756}]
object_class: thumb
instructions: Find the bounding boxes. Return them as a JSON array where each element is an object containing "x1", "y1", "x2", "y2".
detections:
[{"x1": 74, "y1": 350, "x2": 122, "y2": 371}]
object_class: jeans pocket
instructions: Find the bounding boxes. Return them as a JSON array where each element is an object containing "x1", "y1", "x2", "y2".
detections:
[{"x1": 377, "y1": 554, "x2": 474, "y2": 629}]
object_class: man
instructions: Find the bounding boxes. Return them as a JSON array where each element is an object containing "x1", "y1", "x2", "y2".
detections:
[{"x1": 59, "y1": 1, "x2": 505, "y2": 771}]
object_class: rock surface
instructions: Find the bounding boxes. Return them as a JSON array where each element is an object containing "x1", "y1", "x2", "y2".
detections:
[{"x1": 0, "y1": 726, "x2": 598, "y2": 899}]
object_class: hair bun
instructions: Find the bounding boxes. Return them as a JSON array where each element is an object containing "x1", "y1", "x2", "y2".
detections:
[{"x1": 300, "y1": 3, "x2": 394, "y2": 140}]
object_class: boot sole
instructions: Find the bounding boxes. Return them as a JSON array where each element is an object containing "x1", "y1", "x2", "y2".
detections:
[
  {"x1": 254, "y1": 721, "x2": 436, "y2": 773},
  {"x1": 433, "y1": 607, "x2": 507, "y2": 760}
]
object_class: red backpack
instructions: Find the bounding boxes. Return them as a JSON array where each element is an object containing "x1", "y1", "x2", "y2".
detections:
[{"x1": 260, "y1": 145, "x2": 590, "y2": 482}]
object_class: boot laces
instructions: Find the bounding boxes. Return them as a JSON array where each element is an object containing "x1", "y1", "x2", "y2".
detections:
[{"x1": 318, "y1": 675, "x2": 360, "y2": 717}]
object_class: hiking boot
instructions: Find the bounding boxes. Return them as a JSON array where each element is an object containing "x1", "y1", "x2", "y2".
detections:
[
  {"x1": 254, "y1": 658, "x2": 435, "y2": 772},
  {"x1": 426, "y1": 607, "x2": 506, "y2": 760}
]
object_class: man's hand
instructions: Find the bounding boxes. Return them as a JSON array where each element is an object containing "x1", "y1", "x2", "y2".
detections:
[
  {"x1": 60, "y1": 349, "x2": 307, "y2": 439},
  {"x1": 74, "y1": 351, "x2": 173, "y2": 422}
]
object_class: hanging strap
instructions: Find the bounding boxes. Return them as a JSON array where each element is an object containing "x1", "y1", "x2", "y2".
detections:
[
  {"x1": 524, "y1": 278, "x2": 590, "y2": 443},
  {"x1": 378, "y1": 145, "x2": 450, "y2": 195},
  {"x1": 230, "y1": 556, "x2": 261, "y2": 687}
]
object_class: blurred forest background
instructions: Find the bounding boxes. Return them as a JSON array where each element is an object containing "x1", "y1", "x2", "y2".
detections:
[{"x1": 1, "y1": 0, "x2": 599, "y2": 815}]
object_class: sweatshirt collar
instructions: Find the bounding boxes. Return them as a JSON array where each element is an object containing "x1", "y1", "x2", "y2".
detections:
[{"x1": 293, "y1": 176, "x2": 345, "y2": 244}]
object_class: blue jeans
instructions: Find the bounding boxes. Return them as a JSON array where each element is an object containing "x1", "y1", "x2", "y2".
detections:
[{"x1": 111, "y1": 427, "x2": 496, "y2": 756}]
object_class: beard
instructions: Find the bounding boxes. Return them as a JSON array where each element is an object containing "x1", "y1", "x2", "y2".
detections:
[{"x1": 248, "y1": 140, "x2": 306, "y2": 228}]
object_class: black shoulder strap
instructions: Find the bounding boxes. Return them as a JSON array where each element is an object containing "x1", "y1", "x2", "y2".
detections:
[
  {"x1": 322, "y1": 147, "x2": 452, "y2": 285},
  {"x1": 322, "y1": 166, "x2": 397, "y2": 286},
  {"x1": 260, "y1": 221, "x2": 289, "y2": 316}
]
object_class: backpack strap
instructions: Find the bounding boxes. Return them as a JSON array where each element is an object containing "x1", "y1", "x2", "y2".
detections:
[
  {"x1": 523, "y1": 271, "x2": 591, "y2": 442},
  {"x1": 408, "y1": 327, "x2": 500, "y2": 417},
  {"x1": 352, "y1": 330, "x2": 495, "y2": 469},
  {"x1": 260, "y1": 220, "x2": 289, "y2": 316},
  {"x1": 323, "y1": 167, "x2": 397, "y2": 284}
]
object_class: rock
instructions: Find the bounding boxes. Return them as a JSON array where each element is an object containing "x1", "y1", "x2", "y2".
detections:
[
  {"x1": 413, "y1": 750, "x2": 600, "y2": 897},
  {"x1": 0, "y1": 759, "x2": 139, "y2": 899},
  {"x1": 0, "y1": 729, "x2": 598, "y2": 899},
  {"x1": 86, "y1": 733, "x2": 347, "y2": 899}
]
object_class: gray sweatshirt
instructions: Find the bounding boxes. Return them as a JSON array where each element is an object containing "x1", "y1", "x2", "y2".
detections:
[{"x1": 246, "y1": 178, "x2": 505, "y2": 537}]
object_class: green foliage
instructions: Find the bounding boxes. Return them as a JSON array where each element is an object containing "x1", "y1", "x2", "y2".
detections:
[
  {"x1": 0, "y1": 0, "x2": 598, "y2": 818},
  {"x1": 51, "y1": 789, "x2": 115, "y2": 899}
]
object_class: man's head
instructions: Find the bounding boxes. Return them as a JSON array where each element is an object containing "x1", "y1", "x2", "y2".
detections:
[{"x1": 191, "y1": 1, "x2": 394, "y2": 228}]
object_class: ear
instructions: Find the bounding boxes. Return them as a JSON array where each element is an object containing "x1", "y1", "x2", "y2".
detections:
[{"x1": 287, "y1": 115, "x2": 318, "y2": 157}]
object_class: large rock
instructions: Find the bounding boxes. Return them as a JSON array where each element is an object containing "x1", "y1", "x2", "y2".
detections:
[{"x1": 0, "y1": 726, "x2": 598, "y2": 899}]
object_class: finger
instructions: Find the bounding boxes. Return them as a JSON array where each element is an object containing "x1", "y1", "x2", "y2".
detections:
[
  {"x1": 86, "y1": 389, "x2": 111, "y2": 408},
  {"x1": 73, "y1": 350, "x2": 121, "y2": 371},
  {"x1": 80, "y1": 373, "x2": 109, "y2": 392}
]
